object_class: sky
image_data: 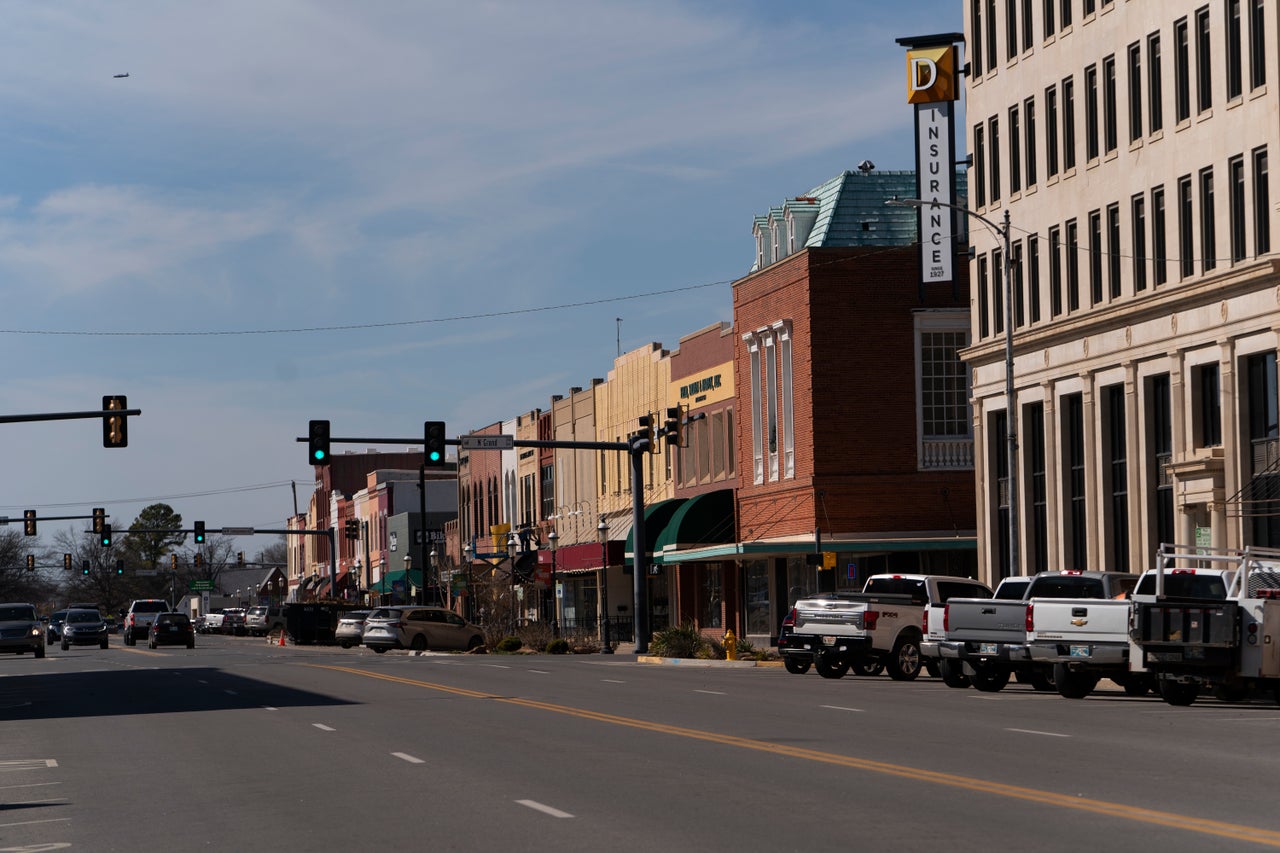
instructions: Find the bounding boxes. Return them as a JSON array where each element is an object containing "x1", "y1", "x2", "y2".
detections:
[{"x1": 0, "y1": 0, "x2": 964, "y2": 553}]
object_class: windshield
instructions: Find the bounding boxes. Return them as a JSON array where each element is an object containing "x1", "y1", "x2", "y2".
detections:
[
  {"x1": 66, "y1": 611, "x2": 101, "y2": 623},
  {"x1": 1135, "y1": 573, "x2": 1230, "y2": 598},
  {"x1": 368, "y1": 609, "x2": 403, "y2": 620},
  {"x1": 132, "y1": 601, "x2": 168, "y2": 613},
  {"x1": 0, "y1": 605, "x2": 36, "y2": 621},
  {"x1": 248, "y1": 607, "x2": 267, "y2": 616}
]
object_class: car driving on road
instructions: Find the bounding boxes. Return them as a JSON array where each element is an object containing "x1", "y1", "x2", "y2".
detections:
[
  {"x1": 362, "y1": 607, "x2": 485, "y2": 653},
  {"x1": 60, "y1": 609, "x2": 109, "y2": 651},
  {"x1": 149, "y1": 612, "x2": 196, "y2": 649},
  {"x1": 0, "y1": 603, "x2": 45, "y2": 658}
]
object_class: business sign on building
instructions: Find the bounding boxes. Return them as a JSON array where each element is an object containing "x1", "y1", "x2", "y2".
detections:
[
  {"x1": 902, "y1": 39, "x2": 959, "y2": 285},
  {"x1": 668, "y1": 362, "x2": 735, "y2": 408}
]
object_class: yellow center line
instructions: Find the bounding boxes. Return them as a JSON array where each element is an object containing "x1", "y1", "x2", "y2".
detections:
[{"x1": 308, "y1": 663, "x2": 1280, "y2": 847}]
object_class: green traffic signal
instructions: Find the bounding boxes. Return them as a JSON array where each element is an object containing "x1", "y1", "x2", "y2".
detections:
[
  {"x1": 424, "y1": 420, "x2": 446, "y2": 468},
  {"x1": 100, "y1": 523, "x2": 112, "y2": 548},
  {"x1": 309, "y1": 420, "x2": 331, "y2": 466},
  {"x1": 194, "y1": 521, "x2": 206, "y2": 544}
]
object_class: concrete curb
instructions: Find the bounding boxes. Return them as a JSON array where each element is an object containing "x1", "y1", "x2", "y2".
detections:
[{"x1": 637, "y1": 656, "x2": 783, "y2": 668}]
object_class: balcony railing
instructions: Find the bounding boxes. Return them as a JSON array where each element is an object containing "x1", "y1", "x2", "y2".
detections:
[{"x1": 921, "y1": 437, "x2": 974, "y2": 469}]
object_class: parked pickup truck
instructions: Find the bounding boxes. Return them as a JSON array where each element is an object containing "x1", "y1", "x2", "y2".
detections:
[
  {"x1": 922, "y1": 575, "x2": 1029, "y2": 688},
  {"x1": 938, "y1": 571, "x2": 1138, "y2": 693},
  {"x1": 779, "y1": 574, "x2": 992, "y2": 681},
  {"x1": 1130, "y1": 543, "x2": 1278, "y2": 706},
  {"x1": 123, "y1": 599, "x2": 170, "y2": 646}
]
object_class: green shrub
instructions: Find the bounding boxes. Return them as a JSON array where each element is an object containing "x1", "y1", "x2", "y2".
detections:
[
  {"x1": 495, "y1": 636, "x2": 523, "y2": 653},
  {"x1": 544, "y1": 638, "x2": 570, "y2": 655},
  {"x1": 649, "y1": 623, "x2": 708, "y2": 658}
]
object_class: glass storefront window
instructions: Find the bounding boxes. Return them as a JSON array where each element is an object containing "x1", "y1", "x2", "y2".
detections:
[
  {"x1": 701, "y1": 565, "x2": 722, "y2": 628},
  {"x1": 744, "y1": 560, "x2": 772, "y2": 635}
]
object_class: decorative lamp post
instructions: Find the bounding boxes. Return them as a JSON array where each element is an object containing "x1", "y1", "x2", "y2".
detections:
[
  {"x1": 548, "y1": 529, "x2": 559, "y2": 639},
  {"x1": 597, "y1": 516, "x2": 612, "y2": 654},
  {"x1": 462, "y1": 542, "x2": 474, "y2": 622},
  {"x1": 506, "y1": 531, "x2": 519, "y2": 630},
  {"x1": 430, "y1": 546, "x2": 439, "y2": 606},
  {"x1": 403, "y1": 554, "x2": 412, "y2": 606}
]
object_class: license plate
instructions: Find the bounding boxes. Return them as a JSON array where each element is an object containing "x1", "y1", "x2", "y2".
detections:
[
  {"x1": 822, "y1": 636, "x2": 837, "y2": 646},
  {"x1": 1070, "y1": 645, "x2": 1090, "y2": 657},
  {"x1": 979, "y1": 643, "x2": 997, "y2": 655}
]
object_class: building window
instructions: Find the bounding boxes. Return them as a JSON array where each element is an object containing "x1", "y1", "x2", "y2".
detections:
[
  {"x1": 700, "y1": 565, "x2": 722, "y2": 629},
  {"x1": 1063, "y1": 76, "x2": 1077, "y2": 170},
  {"x1": 1247, "y1": 352, "x2": 1280, "y2": 546},
  {"x1": 1009, "y1": 104, "x2": 1022, "y2": 194},
  {"x1": 1007, "y1": 0, "x2": 1019, "y2": 60},
  {"x1": 1084, "y1": 0, "x2": 1096, "y2": 14},
  {"x1": 1103, "y1": 54, "x2": 1117, "y2": 154},
  {"x1": 972, "y1": 0, "x2": 985, "y2": 78},
  {"x1": 1028, "y1": 234, "x2": 1041, "y2": 322},
  {"x1": 1196, "y1": 6, "x2": 1212, "y2": 114},
  {"x1": 1046, "y1": 85, "x2": 1060, "y2": 177},
  {"x1": 1105, "y1": 384, "x2": 1130, "y2": 572},
  {"x1": 987, "y1": 0, "x2": 999, "y2": 72},
  {"x1": 710, "y1": 410, "x2": 727, "y2": 481},
  {"x1": 1026, "y1": 402, "x2": 1049, "y2": 574},
  {"x1": 746, "y1": 334, "x2": 763, "y2": 484},
  {"x1": 1254, "y1": 146, "x2": 1270, "y2": 256},
  {"x1": 1175, "y1": 17, "x2": 1191, "y2": 123},
  {"x1": 1251, "y1": 0, "x2": 1266, "y2": 90},
  {"x1": 1127, "y1": 42, "x2": 1143, "y2": 142},
  {"x1": 974, "y1": 123, "x2": 987, "y2": 208},
  {"x1": 1061, "y1": 0, "x2": 1072, "y2": 28},
  {"x1": 764, "y1": 332, "x2": 778, "y2": 481},
  {"x1": 1012, "y1": 240, "x2": 1025, "y2": 326},
  {"x1": 1228, "y1": 0, "x2": 1243, "y2": 100},
  {"x1": 1153, "y1": 184, "x2": 1168, "y2": 285},
  {"x1": 993, "y1": 247, "x2": 1005, "y2": 333},
  {"x1": 1149, "y1": 374, "x2": 1174, "y2": 547},
  {"x1": 994, "y1": 410, "x2": 1012, "y2": 578},
  {"x1": 1200, "y1": 166, "x2": 1216, "y2": 272},
  {"x1": 1063, "y1": 393, "x2": 1087, "y2": 570},
  {"x1": 1066, "y1": 218, "x2": 1080, "y2": 310},
  {"x1": 1132, "y1": 193, "x2": 1148, "y2": 292},
  {"x1": 540, "y1": 463, "x2": 555, "y2": 520},
  {"x1": 978, "y1": 255, "x2": 991, "y2": 338},
  {"x1": 918, "y1": 326, "x2": 973, "y2": 469},
  {"x1": 989, "y1": 115, "x2": 1002, "y2": 202},
  {"x1": 1089, "y1": 208, "x2": 1103, "y2": 304},
  {"x1": 1178, "y1": 174, "x2": 1195, "y2": 279},
  {"x1": 1049, "y1": 225, "x2": 1063, "y2": 316},
  {"x1": 778, "y1": 322, "x2": 795, "y2": 479},
  {"x1": 1043, "y1": 0, "x2": 1056, "y2": 38},
  {"x1": 1148, "y1": 33, "x2": 1164, "y2": 134},
  {"x1": 1107, "y1": 202, "x2": 1121, "y2": 298},
  {"x1": 1085, "y1": 64, "x2": 1099, "y2": 161},
  {"x1": 1230, "y1": 154, "x2": 1247, "y2": 263},
  {"x1": 1198, "y1": 363, "x2": 1223, "y2": 447},
  {"x1": 1022, "y1": 0, "x2": 1034, "y2": 51},
  {"x1": 1024, "y1": 96, "x2": 1038, "y2": 188}
]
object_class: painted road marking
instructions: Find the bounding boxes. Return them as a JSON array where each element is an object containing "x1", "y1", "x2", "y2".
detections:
[
  {"x1": 516, "y1": 799, "x2": 574, "y2": 819},
  {"x1": 0, "y1": 816, "x2": 71, "y2": 829},
  {"x1": 392, "y1": 752, "x2": 424, "y2": 764},
  {"x1": 0, "y1": 760, "x2": 57, "y2": 772},
  {"x1": 529, "y1": 670, "x2": 550, "y2": 674},
  {"x1": 820, "y1": 705, "x2": 865, "y2": 713},
  {"x1": 0, "y1": 782, "x2": 60, "y2": 791},
  {"x1": 602, "y1": 679, "x2": 625, "y2": 683},
  {"x1": 312, "y1": 723, "x2": 336, "y2": 732},
  {"x1": 694, "y1": 689, "x2": 726, "y2": 695},
  {"x1": 311, "y1": 663, "x2": 1280, "y2": 849},
  {"x1": 263, "y1": 706, "x2": 278, "y2": 711},
  {"x1": 1006, "y1": 728, "x2": 1070, "y2": 738}
]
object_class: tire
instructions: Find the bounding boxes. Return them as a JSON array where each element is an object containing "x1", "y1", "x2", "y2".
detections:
[
  {"x1": 466, "y1": 636, "x2": 484, "y2": 651},
  {"x1": 340, "y1": 641, "x2": 353, "y2": 649},
  {"x1": 852, "y1": 660, "x2": 884, "y2": 676},
  {"x1": 187, "y1": 641, "x2": 195, "y2": 649},
  {"x1": 409, "y1": 634, "x2": 428, "y2": 652},
  {"x1": 34, "y1": 644, "x2": 44, "y2": 659},
  {"x1": 1159, "y1": 680, "x2": 1199, "y2": 706},
  {"x1": 939, "y1": 658, "x2": 970, "y2": 688},
  {"x1": 1053, "y1": 663, "x2": 1099, "y2": 699},
  {"x1": 60, "y1": 640, "x2": 69, "y2": 652},
  {"x1": 814, "y1": 654, "x2": 850, "y2": 679},
  {"x1": 971, "y1": 666, "x2": 1011, "y2": 692},
  {"x1": 148, "y1": 639, "x2": 156, "y2": 649},
  {"x1": 1028, "y1": 667, "x2": 1057, "y2": 692},
  {"x1": 886, "y1": 638, "x2": 922, "y2": 681},
  {"x1": 373, "y1": 646, "x2": 387, "y2": 654},
  {"x1": 124, "y1": 632, "x2": 133, "y2": 647},
  {"x1": 783, "y1": 655, "x2": 811, "y2": 675},
  {"x1": 100, "y1": 639, "x2": 109, "y2": 650},
  {"x1": 924, "y1": 660, "x2": 941, "y2": 679}
]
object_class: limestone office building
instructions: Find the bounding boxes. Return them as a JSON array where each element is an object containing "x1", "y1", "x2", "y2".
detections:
[{"x1": 962, "y1": 0, "x2": 1280, "y2": 580}]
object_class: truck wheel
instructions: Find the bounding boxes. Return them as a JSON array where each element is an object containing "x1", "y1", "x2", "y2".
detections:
[
  {"x1": 60, "y1": 640, "x2": 69, "y2": 652},
  {"x1": 1053, "y1": 663, "x2": 1099, "y2": 699},
  {"x1": 783, "y1": 656, "x2": 811, "y2": 675},
  {"x1": 886, "y1": 639, "x2": 922, "y2": 681},
  {"x1": 1123, "y1": 678, "x2": 1154, "y2": 696},
  {"x1": 1213, "y1": 682, "x2": 1250, "y2": 703},
  {"x1": 939, "y1": 659, "x2": 969, "y2": 688},
  {"x1": 34, "y1": 644, "x2": 44, "y2": 659},
  {"x1": 971, "y1": 666, "x2": 1010, "y2": 692},
  {"x1": 815, "y1": 655, "x2": 849, "y2": 679},
  {"x1": 852, "y1": 660, "x2": 884, "y2": 676},
  {"x1": 1029, "y1": 667, "x2": 1056, "y2": 692},
  {"x1": 1159, "y1": 680, "x2": 1199, "y2": 706},
  {"x1": 924, "y1": 661, "x2": 941, "y2": 679}
]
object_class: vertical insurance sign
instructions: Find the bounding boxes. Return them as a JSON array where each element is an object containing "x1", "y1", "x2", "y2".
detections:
[{"x1": 902, "y1": 37, "x2": 960, "y2": 284}]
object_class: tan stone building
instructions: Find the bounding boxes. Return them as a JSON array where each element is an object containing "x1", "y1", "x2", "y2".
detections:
[{"x1": 964, "y1": 0, "x2": 1279, "y2": 582}]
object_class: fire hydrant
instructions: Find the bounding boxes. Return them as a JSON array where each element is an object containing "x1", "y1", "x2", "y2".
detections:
[{"x1": 724, "y1": 629, "x2": 737, "y2": 661}]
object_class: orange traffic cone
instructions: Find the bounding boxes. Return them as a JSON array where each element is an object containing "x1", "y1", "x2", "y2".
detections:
[{"x1": 277, "y1": 630, "x2": 286, "y2": 647}]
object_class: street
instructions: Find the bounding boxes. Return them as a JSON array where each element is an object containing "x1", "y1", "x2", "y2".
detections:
[{"x1": 3, "y1": 637, "x2": 1280, "y2": 852}]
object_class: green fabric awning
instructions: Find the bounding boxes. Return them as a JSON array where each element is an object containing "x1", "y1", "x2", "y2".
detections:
[
  {"x1": 655, "y1": 489, "x2": 736, "y2": 562},
  {"x1": 370, "y1": 569, "x2": 423, "y2": 593},
  {"x1": 623, "y1": 498, "x2": 687, "y2": 561}
]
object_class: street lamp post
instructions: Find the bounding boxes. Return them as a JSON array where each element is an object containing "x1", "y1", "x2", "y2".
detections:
[
  {"x1": 506, "y1": 531, "x2": 519, "y2": 632},
  {"x1": 597, "y1": 516, "x2": 612, "y2": 654},
  {"x1": 462, "y1": 542, "x2": 473, "y2": 622},
  {"x1": 548, "y1": 529, "x2": 559, "y2": 639},
  {"x1": 887, "y1": 196, "x2": 1019, "y2": 577},
  {"x1": 403, "y1": 555, "x2": 412, "y2": 606}
]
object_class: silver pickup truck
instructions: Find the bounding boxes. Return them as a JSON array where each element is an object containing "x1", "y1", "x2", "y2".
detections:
[
  {"x1": 778, "y1": 574, "x2": 991, "y2": 681},
  {"x1": 123, "y1": 599, "x2": 170, "y2": 646}
]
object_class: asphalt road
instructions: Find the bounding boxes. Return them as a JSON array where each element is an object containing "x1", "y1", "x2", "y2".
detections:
[{"x1": 4, "y1": 635, "x2": 1280, "y2": 852}]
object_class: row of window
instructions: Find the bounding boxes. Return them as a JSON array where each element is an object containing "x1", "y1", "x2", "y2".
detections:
[
  {"x1": 972, "y1": 2, "x2": 1267, "y2": 209},
  {"x1": 974, "y1": 148, "x2": 1270, "y2": 339}
]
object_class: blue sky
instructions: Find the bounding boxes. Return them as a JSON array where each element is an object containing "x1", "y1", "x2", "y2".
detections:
[{"x1": 0, "y1": 0, "x2": 964, "y2": 548}]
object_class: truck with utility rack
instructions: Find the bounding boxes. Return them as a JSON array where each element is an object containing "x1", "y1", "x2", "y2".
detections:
[
  {"x1": 937, "y1": 571, "x2": 1138, "y2": 693},
  {"x1": 1130, "y1": 543, "x2": 1280, "y2": 706},
  {"x1": 778, "y1": 574, "x2": 992, "y2": 681}
]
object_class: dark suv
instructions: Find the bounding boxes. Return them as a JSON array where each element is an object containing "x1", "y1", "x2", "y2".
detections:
[
  {"x1": 0, "y1": 603, "x2": 45, "y2": 658},
  {"x1": 124, "y1": 599, "x2": 170, "y2": 646}
]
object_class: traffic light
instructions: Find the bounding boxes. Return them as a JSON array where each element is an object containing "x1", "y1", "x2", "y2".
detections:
[
  {"x1": 344, "y1": 519, "x2": 359, "y2": 540},
  {"x1": 63, "y1": 553, "x2": 72, "y2": 571},
  {"x1": 100, "y1": 524, "x2": 112, "y2": 548},
  {"x1": 194, "y1": 521, "x2": 206, "y2": 544},
  {"x1": 26, "y1": 555, "x2": 34, "y2": 571},
  {"x1": 170, "y1": 554, "x2": 178, "y2": 570},
  {"x1": 423, "y1": 421, "x2": 446, "y2": 468},
  {"x1": 308, "y1": 420, "x2": 331, "y2": 466},
  {"x1": 115, "y1": 559, "x2": 124, "y2": 576},
  {"x1": 82, "y1": 561, "x2": 90, "y2": 575},
  {"x1": 23, "y1": 510, "x2": 36, "y2": 536},
  {"x1": 237, "y1": 551, "x2": 245, "y2": 567},
  {"x1": 637, "y1": 413, "x2": 655, "y2": 453},
  {"x1": 194, "y1": 554, "x2": 203, "y2": 568},
  {"x1": 92, "y1": 507, "x2": 105, "y2": 535},
  {"x1": 663, "y1": 406, "x2": 683, "y2": 447},
  {"x1": 102, "y1": 395, "x2": 128, "y2": 448}
]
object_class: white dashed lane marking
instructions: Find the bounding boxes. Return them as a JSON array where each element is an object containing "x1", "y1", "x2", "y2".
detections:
[
  {"x1": 392, "y1": 752, "x2": 424, "y2": 764},
  {"x1": 313, "y1": 723, "x2": 336, "y2": 732},
  {"x1": 516, "y1": 799, "x2": 574, "y2": 819}
]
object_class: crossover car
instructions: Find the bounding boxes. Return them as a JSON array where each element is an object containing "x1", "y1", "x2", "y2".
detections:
[
  {"x1": 149, "y1": 612, "x2": 196, "y2": 649},
  {"x1": 46, "y1": 610, "x2": 68, "y2": 645},
  {"x1": 60, "y1": 609, "x2": 109, "y2": 650},
  {"x1": 362, "y1": 607, "x2": 484, "y2": 653},
  {"x1": 335, "y1": 610, "x2": 371, "y2": 648},
  {"x1": 0, "y1": 603, "x2": 45, "y2": 658}
]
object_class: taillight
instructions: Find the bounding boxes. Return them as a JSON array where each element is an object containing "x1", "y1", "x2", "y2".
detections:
[
  {"x1": 922, "y1": 609, "x2": 929, "y2": 636},
  {"x1": 781, "y1": 608, "x2": 796, "y2": 628},
  {"x1": 1025, "y1": 602, "x2": 1035, "y2": 632},
  {"x1": 864, "y1": 610, "x2": 879, "y2": 630},
  {"x1": 944, "y1": 604, "x2": 950, "y2": 633}
]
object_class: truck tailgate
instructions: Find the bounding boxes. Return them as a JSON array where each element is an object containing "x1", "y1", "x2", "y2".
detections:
[
  {"x1": 1026, "y1": 599, "x2": 1131, "y2": 643},
  {"x1": 944, "y1": 598, "x2": 1028, "y2": 644},
  {"x1": 1132, "y1": 598, "x2": 1239, "y2": 647}
]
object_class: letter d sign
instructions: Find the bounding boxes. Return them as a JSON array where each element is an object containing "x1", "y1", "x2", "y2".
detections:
[{"x1": 906, "y1": 45, "x2": 957, "y2": 104}]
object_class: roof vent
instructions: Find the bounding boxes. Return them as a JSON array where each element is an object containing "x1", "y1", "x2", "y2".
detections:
[{"x1": 857, "y1": 159, "x2": 875, "y2": 174}]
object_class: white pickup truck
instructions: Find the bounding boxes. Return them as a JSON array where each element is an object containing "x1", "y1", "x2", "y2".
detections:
[{"x1": 778, "y1": 574, "x2": 992, "y2": 681}]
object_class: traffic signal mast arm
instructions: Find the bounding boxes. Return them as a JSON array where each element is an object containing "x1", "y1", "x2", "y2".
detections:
[
  {"x1": 0, "y1": 406, "x2": 141, "y2": 425},
  {"x1": 296, "y1": 433, "x2": 630, "y2": 452}
]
